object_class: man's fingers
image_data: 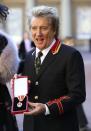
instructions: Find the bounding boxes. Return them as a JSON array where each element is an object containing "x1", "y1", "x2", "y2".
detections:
[
  {"x1": 24, "y1": 106, "x2": 38, "y2": 115},
  {"x1": 28, "y1": 102, "x2": 37, "y2": 107}
]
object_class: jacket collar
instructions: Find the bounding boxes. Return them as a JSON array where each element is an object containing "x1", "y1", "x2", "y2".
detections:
[{"x1": 51, "y1": 39, "x2": 61, "y2": 55}]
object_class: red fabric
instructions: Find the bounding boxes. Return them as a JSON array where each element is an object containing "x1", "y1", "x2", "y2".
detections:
[
  {"x1": 51, "y1": 39, "x2": 61, "y2": 54},
  {"x1": 47, "y1": 96, "x2": 70, "y2": 114}
]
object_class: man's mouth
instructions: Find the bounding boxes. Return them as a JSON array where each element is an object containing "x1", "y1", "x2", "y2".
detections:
[{"x1": 36, "y1": 38, "x2": 44, "y2": 42}]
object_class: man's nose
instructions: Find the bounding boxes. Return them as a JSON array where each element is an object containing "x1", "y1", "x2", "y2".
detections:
[{"x1": 36, "y1": 28, "x2": 42, "y2": 36}]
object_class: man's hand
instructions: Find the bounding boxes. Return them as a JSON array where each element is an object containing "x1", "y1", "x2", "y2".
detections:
[{"x1": 24, "y1": 102, "x2": 46, "y2": 116}]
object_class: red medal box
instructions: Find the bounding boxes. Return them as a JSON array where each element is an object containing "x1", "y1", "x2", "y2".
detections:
[{"x1": 11, "y1": 76, "x2": 29, "y2": 114}]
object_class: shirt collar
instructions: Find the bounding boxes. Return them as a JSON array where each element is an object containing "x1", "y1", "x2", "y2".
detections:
[{"x1": 36, "y1": 38, "x2": 56, "y2": 57}]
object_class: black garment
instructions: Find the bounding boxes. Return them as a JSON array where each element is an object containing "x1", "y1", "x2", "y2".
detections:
[
  {"x1": 0, "y1": 34, "x2": 8, "y2": 54},
  {"x1": 18, "y1": 40, "x2": 35, "y2": 60},
  {"x1": 0, "y1": 83, "x2": 19, "y2": 131},
  {"x1": 18, "y1": 60, "x2": 25, "y2": 74},
  {"x1": 77, "y1": 104, "x2": 88, "y2": 128},
  {"x1": 22, "y1": 41, "x2": 86, "y2": 131}
]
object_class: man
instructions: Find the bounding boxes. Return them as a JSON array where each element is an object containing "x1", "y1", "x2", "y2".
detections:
[
  {"x1": 18, "y1": 31, "x2": 35, "y2": 60},
  {"x1": 23, "y1": 5, "x2": 86, "y2": 131},
  {"x1": 0, "y1": 4, "x2": 19, "y2": 131}
]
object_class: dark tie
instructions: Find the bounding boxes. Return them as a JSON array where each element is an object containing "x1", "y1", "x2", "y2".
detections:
[{"x1": 35, "y1": 51, "x2": 43, "y2": 74}]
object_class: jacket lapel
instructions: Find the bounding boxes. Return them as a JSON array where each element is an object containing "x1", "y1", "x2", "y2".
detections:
[{"x1": 29, "y1": 50, "x2": 36, "y2": 81}]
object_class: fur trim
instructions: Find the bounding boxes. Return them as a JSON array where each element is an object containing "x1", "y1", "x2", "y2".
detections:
[{"x1": 0, "y1": 30, "x2": 20, "y2": 83}]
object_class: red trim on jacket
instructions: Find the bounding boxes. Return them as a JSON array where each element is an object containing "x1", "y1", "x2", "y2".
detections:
[
  {"x1": 51, "y1": 39, "x2": 61, "y2": 55},
  {"x1": 47, "y1": 96, "x2": 70, "y2": 114}
]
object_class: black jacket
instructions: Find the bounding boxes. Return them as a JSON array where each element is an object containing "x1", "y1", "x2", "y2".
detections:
[{"x1": 23, "y1": 40, "x2": 86, "y2": 131}]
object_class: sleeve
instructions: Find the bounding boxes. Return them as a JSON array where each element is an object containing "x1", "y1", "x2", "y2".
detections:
[{"x1": 46, "y1": 50, "x2": 86, "y2": 116}]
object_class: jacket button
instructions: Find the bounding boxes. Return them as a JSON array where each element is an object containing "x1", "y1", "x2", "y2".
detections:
[
  {"x1": 35, "y1": 81, "x2": 38, "y2": 85},
  {"x1": 34, "y1": 96, "x2": 38, "y2": 100}
]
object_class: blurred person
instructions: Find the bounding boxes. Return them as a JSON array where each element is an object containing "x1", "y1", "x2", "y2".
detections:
[
  {"x1": 63, "y1": 36, "x2": 75, "y2": 46},
  {"x1": 18, "y1": 31, "x2": 35, "y2": 60},
  {"x1": 0, "y1": 4, "x2": 19, "y2": 131},
  {"x1": 21, "y1": 5, "x2": 86, "y2": 131},
  {"x1": 89, "y1": 39, "x2": 91, "y2": 52}
]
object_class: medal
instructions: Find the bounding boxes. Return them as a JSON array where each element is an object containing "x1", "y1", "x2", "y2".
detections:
[
  {"x1": 17, "y1": 102, "x2": 22, "y2": 108},
  {"x1": 17, "y1": 95, "x2": 25, "y2": 108}
]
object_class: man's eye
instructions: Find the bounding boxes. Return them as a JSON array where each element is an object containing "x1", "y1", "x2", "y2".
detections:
[
  {"x1": 31, "y1": 27, "x2": 37, "y2": 30},
  {"x1": 42, "y1": 27, "x2": 48, "y2": 30}
]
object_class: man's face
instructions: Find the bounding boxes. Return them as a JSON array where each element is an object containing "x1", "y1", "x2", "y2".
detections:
[{"x1": 30, "y1": 16, "x2": 55, "y2": 50}]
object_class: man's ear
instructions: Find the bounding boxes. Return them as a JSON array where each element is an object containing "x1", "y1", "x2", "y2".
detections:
[{"x1": 0, "y1": 34, "x2": 8, "y2": 54}]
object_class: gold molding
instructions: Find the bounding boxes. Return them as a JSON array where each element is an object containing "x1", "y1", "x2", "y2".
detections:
[
  {"x1": 37, "y1": 0, "x2": 59, "y2": 4},
  {"x1": 2, "y1": 0, "x2": 25, "y2": 4}
]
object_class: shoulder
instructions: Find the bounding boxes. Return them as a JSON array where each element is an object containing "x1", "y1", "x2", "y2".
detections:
[
  {"x1": 61, "y1": 44, "x2": 81, "y2": 55},
  {"x1": 60, "y1": 44, "x2": 83, "y2": 62}
]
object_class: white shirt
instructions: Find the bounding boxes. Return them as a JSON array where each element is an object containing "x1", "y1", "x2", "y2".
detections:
[
  {"x1": 35, "y1": 38, "x2": 56, "y2": 115},
  {"x1": 36, "y1": 39, "x2": 56, "y2": 63}
]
